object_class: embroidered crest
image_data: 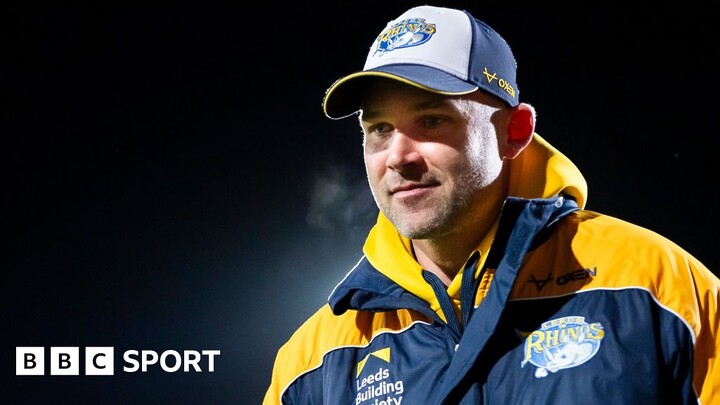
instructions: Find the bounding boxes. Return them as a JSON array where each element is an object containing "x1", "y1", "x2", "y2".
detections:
[
  {"x1": 521, "y1": 316, "x2": 604, "y2": 378},
  {"x1": 373, "y1": 18, "x2": 436, "y2": 56}
]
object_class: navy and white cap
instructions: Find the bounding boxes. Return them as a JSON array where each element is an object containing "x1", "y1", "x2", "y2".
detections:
[{"x1": 323, "y1": 5, "x2": 519, "y2": 119}]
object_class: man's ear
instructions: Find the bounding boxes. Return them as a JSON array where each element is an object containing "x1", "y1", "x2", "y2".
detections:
[{"x1": 504, "y1": 103, "x2": 535, "y2": 159}]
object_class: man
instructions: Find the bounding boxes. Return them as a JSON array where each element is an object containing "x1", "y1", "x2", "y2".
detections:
[{"x1": 264, "y1": 5, "x2": 719, "y2": 404}]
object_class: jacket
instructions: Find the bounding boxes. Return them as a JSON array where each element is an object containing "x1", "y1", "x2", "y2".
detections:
[{"x1": 263, "y1": 134, "x2": 720, "y2": 404}]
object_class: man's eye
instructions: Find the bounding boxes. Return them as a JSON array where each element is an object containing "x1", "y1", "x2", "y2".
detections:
[
  {"x1": 423, "y1": 116, "x2": 445, "y2": 128},
  {"x1": 370, "y1": 123, "x2": 392, "y2": 136}
]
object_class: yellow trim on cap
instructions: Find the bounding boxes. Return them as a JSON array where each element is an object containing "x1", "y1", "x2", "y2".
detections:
[{"x1": 322, "y1": 71, "x2": 478, "y2": 119}]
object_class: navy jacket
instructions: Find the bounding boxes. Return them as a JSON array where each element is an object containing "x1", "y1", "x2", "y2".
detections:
[{"x1": 264, "y1": 135, "x2": 720, "y2": 404}]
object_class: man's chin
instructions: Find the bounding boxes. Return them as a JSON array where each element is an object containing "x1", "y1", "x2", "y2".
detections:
[{"x1": 388, "y1": 213, "x2": 444, "y2": 240}]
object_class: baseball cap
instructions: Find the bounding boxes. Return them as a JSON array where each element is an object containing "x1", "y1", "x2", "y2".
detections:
[{"x1": 322, "y1": 5, "x2": 519, "y2": 119}]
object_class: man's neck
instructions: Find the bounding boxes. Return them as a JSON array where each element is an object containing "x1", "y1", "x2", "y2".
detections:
[
  {"x1": 412, "y1": 239, "x2": 469, "y2": 286},
  {"x1": 411, "y1": 171, "x2": 510, "y2": 286},
  {"x1": 411, "y1": 211, "x2": 499, "y2": 286}
]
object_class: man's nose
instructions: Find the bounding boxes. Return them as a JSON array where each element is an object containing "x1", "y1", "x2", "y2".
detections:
[{"x1": 386, "y1": 130, "x2": 422, "y2": 171}]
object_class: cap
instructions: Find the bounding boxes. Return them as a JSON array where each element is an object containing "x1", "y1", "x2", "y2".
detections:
[{"x1": 322, "y1": 5, "x2": 519, "y2": 119}]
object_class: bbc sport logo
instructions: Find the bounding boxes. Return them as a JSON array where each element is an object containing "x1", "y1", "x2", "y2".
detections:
[{"x1": 16, "y1": 347, "x2": 221, "y2": 375}]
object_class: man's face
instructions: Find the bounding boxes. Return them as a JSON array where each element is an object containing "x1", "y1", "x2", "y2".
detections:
[{"x1": 360, "y1": 80, "x2": 507, "y2": 240}]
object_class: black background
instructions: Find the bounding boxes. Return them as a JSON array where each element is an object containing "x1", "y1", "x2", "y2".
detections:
[{"x1": 5, "y1": 2, "x2": 719, "y2": 404}]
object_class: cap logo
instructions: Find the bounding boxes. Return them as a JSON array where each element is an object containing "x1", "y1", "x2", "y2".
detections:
[
  {"x1": 483, "y1": 67, "x2": 516, "y2": 99},
  {"x1": 373, "y1": 18, "x2": 436, "y2": 56}
]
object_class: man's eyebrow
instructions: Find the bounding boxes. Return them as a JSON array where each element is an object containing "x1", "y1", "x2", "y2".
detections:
[{"x1": 361, "y1": 97, "x2": 451, "y2": 120}]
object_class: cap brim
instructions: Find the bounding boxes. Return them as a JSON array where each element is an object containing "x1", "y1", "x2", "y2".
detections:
[{"x1": 322, "y1": 64, "x2": 478, "y2": 119}]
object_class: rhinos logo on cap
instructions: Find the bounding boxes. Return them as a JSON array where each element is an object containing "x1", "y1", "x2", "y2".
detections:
[
  {"x1": 521, "y1": 316, "x2": 605, "y2": 378},
  {"x1": 373, "y1": 18, "x2": 436, "y2": 56}
]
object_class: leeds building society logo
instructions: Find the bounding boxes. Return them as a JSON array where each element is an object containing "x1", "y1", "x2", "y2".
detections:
[
  {"x1": 373, "y1": 18, "x2": 435, "y2": 56},
  {"x1": 355, "y1": 347, "x2": 405, "y2": 405},
  {"x1": 520, "y1": 316, "x2": 604, "y2": 378},
  {"x1": 16, "y1": 346, "x2": 220, "y2": 376}
]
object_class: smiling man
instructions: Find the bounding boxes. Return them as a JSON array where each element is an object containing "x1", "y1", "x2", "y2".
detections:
[
  {"x1": 263, "y1": 5, "x2": 720, "y2": 404},
  {"x1": 360, "y1": 79, "x2": 521, "y2": 287}
]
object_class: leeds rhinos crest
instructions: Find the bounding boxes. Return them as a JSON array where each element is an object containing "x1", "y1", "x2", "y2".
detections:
[{"x1": 521, "y1": 316, "x2": 605, "y2": 378}]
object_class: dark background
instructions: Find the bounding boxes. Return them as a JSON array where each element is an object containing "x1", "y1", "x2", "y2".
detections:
[{"x1": 5, "y1": 2, "x2": 718, "y2": 404}]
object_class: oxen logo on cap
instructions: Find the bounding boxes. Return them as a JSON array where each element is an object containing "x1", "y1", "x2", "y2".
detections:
[{"x1": 373, "y1": 18, "x2": 436, "y2": 56}]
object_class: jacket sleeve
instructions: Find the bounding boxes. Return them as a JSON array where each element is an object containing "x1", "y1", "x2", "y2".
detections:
[
  {"x1": 263, "y1": 343, "x2": 294, "y2": 405},
  {"x1": 262, "y1": 305, "x2": 341, "y2": 405},
  {"x1": 690, "y1": 257, "x2": 720, "y2": 404}
]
